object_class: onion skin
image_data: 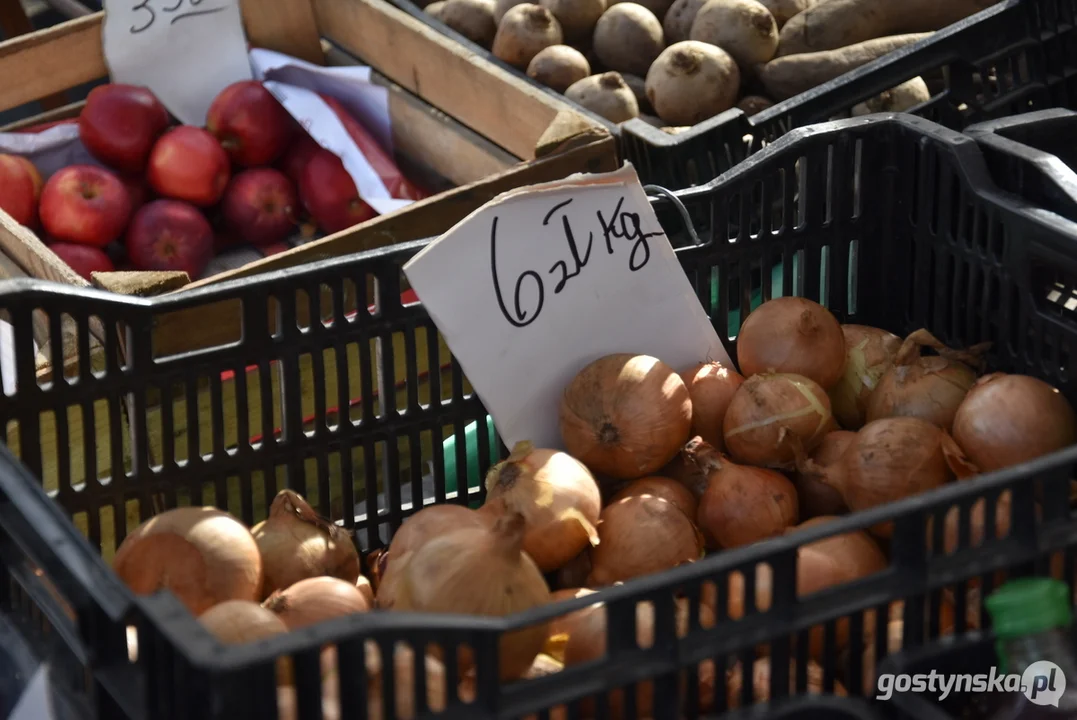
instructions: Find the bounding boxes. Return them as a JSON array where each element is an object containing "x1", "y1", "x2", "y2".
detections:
[
  {"x1": 836, "y1": 417, "x2": 957, "y2": 538},
  {"x1": 559, "y1": 354, "x2": 693, "y2": 479},
  {"x1": 828, "y1": 325, "x2": 901, "y2": 430},
  {"x1": 723, "y1": 373, "x2": 835, "y2": 468},
  {"x1": 736, "y1": 297, "x2": 847, "y2": 389},
  {"x1": 609, "y1": 475, "x2": 698, "y2": 520},
  {"x1": 251, "y1": 489, "x2": 361, "y2": 598},
  {"x1": 659, "y1": 435, "x2": 723, "y2": 499},
  {"x1": 587, "y1": 494, "x2": 704, "y2": 586},
  {"x1": 391, "y1": 512, "x2": 551, "y2": 681},
  {"x1": 697, "y1": 455, "x2": 798, "y2": 549},
  {"x1": 791, "y1": 431, "x2": 854, "y2": 518},
  {"x1": 263, "y1": 576, "x2": 371, "y2": 630},
  {"x1": 679, "y1": 361, "x2": 745, "y2": 450},
  {"x1": 480, "y1": 441, "x2": 601, "y2": 572},
  {"x1": 865, "y1": 330, "x2": 984, "y2": 432},
  {"x1": 952, "y1": 373, "x2": 1077, "y2": 473},
  {"x1": 113, "y1": 507, "x2": 263, "y2": 616}
]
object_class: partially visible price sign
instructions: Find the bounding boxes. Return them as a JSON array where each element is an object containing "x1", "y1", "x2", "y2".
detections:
[{"x1": 102, "y1": 0, "x2": 254, "y2": 125}]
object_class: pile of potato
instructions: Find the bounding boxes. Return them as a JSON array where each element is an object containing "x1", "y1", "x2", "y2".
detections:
[{"x1": 423, "y1": 0, "x2": 1000, "y2": 130}]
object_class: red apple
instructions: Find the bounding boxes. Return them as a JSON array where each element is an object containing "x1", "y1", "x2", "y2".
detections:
[
  {"x1": 39, "y1": 165, "x2": 132, "y2": 247},
  {"x1": 207, "y1": 81, "x2": 293, "y2": 167},
  {"x1": 222, "y1": 168, "x2": 298, "y2": 246},
  {"x1": 125, "y1": 199, "x2": 214, "y2": 278},
  {"x1": 16, "y1": 157, "x2": 42, "y2": 201},
  {"x1": 299, "y1": 149, "x2": 374, "y2": 233},
  {"x1": 48, "y1": 242, "x2": 114, "y2": 280},
  {"x1": 148, "y1": 126, "x2": 230, "y2": 207},
  {"x1": 0, "y1": 154, "x2": 39, "y2": 228},
  {"x1": 279, "y1": 133, "x2": 320, "y2": 186},
  {"x1": 79, "y1": 84, "x2": 170, "y2": 174}
]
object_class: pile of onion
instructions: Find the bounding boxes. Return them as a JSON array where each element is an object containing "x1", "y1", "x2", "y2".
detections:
[
  {"x1": 723, "y1": 373, "x2": 835, "y2": 468},
  {"x1": 828, "y1": 325, "x2": 902, "y2": 430},
  {"x1": 587, "y1": 494, "x2": 703, "y2": 586},
  {"x1": 865, "y1": 329, "x2": 987, "y2": 432},
  {"x1": 696, "y1": 453, "x2": 798, "y2": 549},
  {"x1": 736, "y1": 297, "x2": 847, "y2": 389},
  {"x1": 376, "y1": 504, "x2": 493, "y2": 609},
  {"x1": 679, "y1": 361, "x2": 745, "y2": 450},
  {"x1": 388, "y1": 511, "x2": 551, "y2": 681},
  {"x1": 790, "y1": 431, "x2": 854, "y2": 519},
  {"x1": 559, "y1": 354, "x2": 692, "y2": 480},
  {"x1": 827, "y1": 417, "x2": 961, "y2": 538},
  {"x1": 112, "y1": 506, "x2": 263, "y2": 616},
  {"x1": 952, "y1": 373, "x2": 1077, "y2": 473},
  {"x1": 726, "y1": 657, "x2": 844, "y2": 708},
  {"x1": 264, "y1": 576, "x2": 371, "y2": 629},
  {"x1": 609, "y1": 475, "x2": 698, "y2": 520},
  {"x1": 549, "y1": 592, "x2": 716, "y2": 717},
  {"x1": 252, "y1": 489, "x2": 361, "y2": 598},
  {"x1": 479, "y1": 441, "x2": 601, "y2": 572}
]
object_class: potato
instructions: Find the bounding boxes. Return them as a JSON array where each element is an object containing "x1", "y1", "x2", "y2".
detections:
[
  {"x1": 646, "y1": 40, "x2": 740, "y2": 126},
  {"x1": 663, "y1": 0, "x2": 709, "y2": 43},
  {"x1": 592, "y1": 3, "x2": 665, "y2": 77},
  {"x1": 851, "y1": 76, "x2": 931, "y2": 115},
  {"x1": 690, "y1": 0, "x2": 778, "y2": 67}
]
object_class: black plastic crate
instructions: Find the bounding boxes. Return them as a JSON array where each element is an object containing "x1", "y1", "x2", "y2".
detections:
[
  {"x1": 3, "y1": 113, "x2": 1077, "y2": 720},
  {"x1": 396, "y1": 0, "x2": 1077, "y2": 190}
]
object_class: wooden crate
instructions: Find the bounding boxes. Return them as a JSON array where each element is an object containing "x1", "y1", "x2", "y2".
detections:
[{"x1": 0, "y1": 0, "x2": 617, "y2": 547}]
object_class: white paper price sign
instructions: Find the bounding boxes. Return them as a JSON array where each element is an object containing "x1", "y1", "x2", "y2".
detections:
[
  {"x1": 403, "y1": 164, "x2": 732, "y2": 450},
  {"x1": 102, "y1": 0, "x2": 254, "y2": 126}
]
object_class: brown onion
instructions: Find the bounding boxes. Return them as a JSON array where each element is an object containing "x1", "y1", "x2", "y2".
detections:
[
  {"x1": 833, "y1": 417, "x2": 958, "y2": 538},
  {"x1": 113, "y1": 506, "x2": 263, "y2": 616},
  {"x1": 726, "y1": 658, "x2": 845, "y2": 707},
  {"x1": 480, "y1": 441, "x2": 601, "y2": 572},
  {"x1": 365, "y1": 548, "x2": 386, "y2": 591},
  {"x1": 251, "y1": 489, "x2": 361, "y2": 598},
  {"x1": 554, "y1": 594, "x2": 716, "y2": 717},
  {"x1": 376, "y1": 504, "x2": 493, "y2": 608},
  {"x1": 609, "y1": 475, "x2": 698, "y2": 520},
  {"x1": 828, "y1": 325, "x2": 902, "y2": 429},
  {"x1": 356, "y1": 575, "x2": 375, "y2": 607},
  {"x1": 560, "y1": 353, "x2": 692, "y2": 479},
  {"x1": 723, "y1": 373, "x2": 835, "y2": 468},
  {"x1": 659, "y1": 435, "x2": 723, "y2": 499},
  {"x1": 390, "y1": 512, "x2": 551, "y2": 681},
  {"x1": 736, "y1": 297, "x2": 847, "y2": 389},
  {"x1": 679, "y1": 361, "x2": 745, "y2": 450},
  {"x1": 556, "y1": 549, "x2": 593, "y2": 589},
  {"x1": 697, "y1": 454, "x2": 798, "y2": 549},
  {"x1": 952, "y1": 373, "x2": 1077, "y2": 473},
  {"x1": 264, "y1": 576, "x2": 371, "y2": 629},
  {"x1": 790, "y1": 430, "x2": 854, "y2": 518},
  {"x1": 587, "y1": 495, "x2": 703, "y2": 586},
  {"x1": 865, "y1": 329, "x2": 986, "y2": 432},
  {"x1": 199, "y1": 600, "x2": 291, "y2": 685}
]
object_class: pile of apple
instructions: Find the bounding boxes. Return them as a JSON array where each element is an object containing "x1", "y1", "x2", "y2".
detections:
[{"x1": 0, "y1": 81, "x2": 385, "y2": 281}]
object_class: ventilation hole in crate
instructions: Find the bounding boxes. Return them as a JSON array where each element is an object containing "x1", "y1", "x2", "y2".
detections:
[
  {"x1": 846, "y1": 239, "x2": 859, "y2": 315},
  {"x1": 792, "y1": 250, "x2": 805, "y2": 298},
  {"x1": 818, "y1": 246, "x2": 831, "y2": 309},
  {"x1": 266, "y1": 295, "x2": 282, "y2": 341},
  {"x1": 34, "y1": 309, "x2": 52, "y2": 389},
  {"x1": 825, "y1": 145, "x2": 835, "y2": 226},
  {"x1": 37, "y1": 410, "x2": 58, "y2": 490},
  {"x1": 749, "y1": 181, "x2": 764, "y2": 239},
  {"x1": 319, "y1": 283, "x2": 336, "y2": 329},
  {"x1": 771, "y1": 167, "x2": 787, "y2": 235},
  {"x1": 3, "y1": 419, "x2": 18, "y2": 453},
  {"x1": 319, "y1": 346, "x2": 339, "y2": 433},
  {"x1": 795, "y1": 157, "x2": 808, "y2": 231},
  {"x1": 294, "y1": 288, "x2": 312, "y2": 334},
  {"x1": 727, "y1": 192, "x2": 742, "y2": 242},
  {"x1": 146, "y1": 393, "x2": 163, "y2": 472},
  {"x1": 59, "y1": 313, "x2": 79, "y2": 384},
  {"x1": 851, "y1": 139, "x2": 864, "y2": 219},
  {"x1": 197, "y1": 379, "x2": 216, "y2": 460},
  {"x1": 365, "y1": 272, "x2": 380, "y2": 316},
  {"x1": 86, "y1": 315, "x2": 105, "y2": 379}
]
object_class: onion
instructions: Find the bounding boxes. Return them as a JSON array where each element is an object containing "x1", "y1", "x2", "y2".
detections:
[
  {"x1": 390, "y1": 511, "x2": 551, "y2": 681},
  {"x1": 861, "y1": 596, "x2": 963, "y2": 691},
  {"x1": 356, "y1": 575, "x2": 375, "y2": 607},
  {"x1": 659, "y1": 435, "x2": 723, "y2": 499},
  {"x1": 609, "y1": 475, "x2": 698, "y2": 520},
  {"x1": 251, "y1": 489, "x2": 361, "y2": 598},
  {"x1": 828, "y1": 325, "x2": 902, "y2": 429},
  {"x1": 952, "y1": 373, "x2": 1077, "y2": 473},
  {"x1": 560, "y1": 354, "x2": 692, "y2": 479},
  {"x1": 112, "y1": 506, "x2": 263, "y2": 616},
  {"x1": 832, "y1": 417, "x2": 958, "y2": 538},
  {"x1": 723, "y1": 373, "x2": 835, "y2": 468},
  {"x1": 937, "y1": 491, "x2": 1013, "y2": 554},
  {"x1": 679, "y1": 361, "x2": 745, "y2": 450},
  {"x1": 264, "y1": 576, "x2": 371, "y2": 629},
  {"x1": 199, "y1": 600, "x2": 291, "y2": 685},
  {"x1": 865, "y1": 329, "x2": 986, "y2": 432},
  {"x1": 736, "y1": 297, "x2": 847, "y2": 389},
  {"x1": 480, "y1": 441, "x2": 601, "y2": 572},
  {"x1": 553, "y1": 594, "x2": 716, "y2": 717},
  {"x1": 376, "y1": 504, "x2": 493, "y2": 609},
  {"x1": 556, "y1": 550, "x2": 593, "y2": 590},
  {"x1": 366, "y1": 548, "x2": 385, "y2": 591},
  {"x1": 790, "y1": 430, "x2": 854, "y2": 518},
  {"x1": 696, "y1": 454, "x2": 798, "y2": 549},
  {"x1": 587, "y1": 495, "x2": 703, "y2": 586},
  {"x1": 726, "y1": 658, "x2": 845, "y2": 708}
]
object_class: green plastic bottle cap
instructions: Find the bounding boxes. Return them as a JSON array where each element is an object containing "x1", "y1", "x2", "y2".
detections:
[{"x1": 986, "y1": 578, "x2": 1073, "y2": 639}]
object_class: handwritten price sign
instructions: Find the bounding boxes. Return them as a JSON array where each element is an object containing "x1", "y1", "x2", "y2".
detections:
[
  {"x1": 102, "y1": 0, "x2": 253, "y2": 125},
  {"x1": 404, "y1": 164, "x2": 731, "y2": 450}
]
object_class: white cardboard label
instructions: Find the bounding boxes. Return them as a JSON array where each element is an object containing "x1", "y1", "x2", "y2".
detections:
[
  {"x1": 403, "y1": 164, "x2": 732, "y2": 450},
  {"x1": 101, "y1": 0, "x2": 253, "y2": 126}
]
